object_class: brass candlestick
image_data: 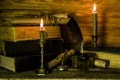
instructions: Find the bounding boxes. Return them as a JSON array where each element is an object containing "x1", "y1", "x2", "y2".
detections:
[{"x1": 37, "y1": 30, "x2": 47, "y2": 76}]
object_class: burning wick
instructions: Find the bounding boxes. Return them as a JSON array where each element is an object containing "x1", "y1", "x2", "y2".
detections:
[
  {"x1": 93, "y1": 4, "x2": 97, "y2": 13},
  {"x1": 40, "y1": 18, "x2": 45, "y2": 31}
]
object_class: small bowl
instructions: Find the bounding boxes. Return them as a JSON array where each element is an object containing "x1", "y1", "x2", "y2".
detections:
[{"x1": 57, "y1": 65, "x2": 68, "y2": 71}]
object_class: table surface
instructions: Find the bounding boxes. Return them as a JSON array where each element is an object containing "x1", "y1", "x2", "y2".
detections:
[{"x1": 0, "y1": 67, "x2": 120, "y2": 79}]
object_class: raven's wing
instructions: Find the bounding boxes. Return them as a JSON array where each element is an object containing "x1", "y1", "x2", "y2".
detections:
[{"x1": 67, "y1": 17, "x2": 83, "y2": 50}]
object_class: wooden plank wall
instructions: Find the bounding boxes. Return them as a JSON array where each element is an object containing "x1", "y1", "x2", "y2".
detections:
[
  {"x1": 0, "y1": 26, "x2": 61, "y2": 42},
  {"x1": 0, "y1": 0, "x2": 120, "y2": 47}
]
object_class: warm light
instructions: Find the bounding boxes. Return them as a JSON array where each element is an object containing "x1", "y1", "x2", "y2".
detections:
[
  {"x1": 40, "y1": 18, "x2": 43, "y2": 29},
  {"x1": 93, "y1": 4, "x2": 97, "y2": 12}
]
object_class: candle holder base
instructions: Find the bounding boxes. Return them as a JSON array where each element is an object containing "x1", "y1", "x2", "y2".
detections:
[
  {"x1": 93, "y1": 42, "x2": 97, "y2": 48},
  {"x1": 36, "y1": 68, "x2": 46, "y2": 76},
  {"x1": 91, "y1": 35, "x2": 98, "y2": 49}
]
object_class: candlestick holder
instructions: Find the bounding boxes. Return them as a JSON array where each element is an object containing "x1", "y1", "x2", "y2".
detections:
[{"x1": 36, "y1": 31, "x2": 47, "y2": 76}]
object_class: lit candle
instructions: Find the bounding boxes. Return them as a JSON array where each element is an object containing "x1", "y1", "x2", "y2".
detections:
[
  {"x1": 40, "y1": 18, "x2": 45, "y2": 43},
  {"x1": 38, "y1": 18, "x2": 47, "y2": 74},
  {"x1": 92, "y1": 4, "x2": 98, "y2": 37}
]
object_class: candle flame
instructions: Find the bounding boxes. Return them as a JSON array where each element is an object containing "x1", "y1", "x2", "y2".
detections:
[
  {"x1": 93, "y1": 4, "x2": 97, "y2": 12},
  {"x1": 40, "y1": 18, "x2": 43, "y2": 29}
]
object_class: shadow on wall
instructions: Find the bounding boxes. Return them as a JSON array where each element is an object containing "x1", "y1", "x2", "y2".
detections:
[{"x1": 100, "y1": 11, "x2": 107, "y2": 46}]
